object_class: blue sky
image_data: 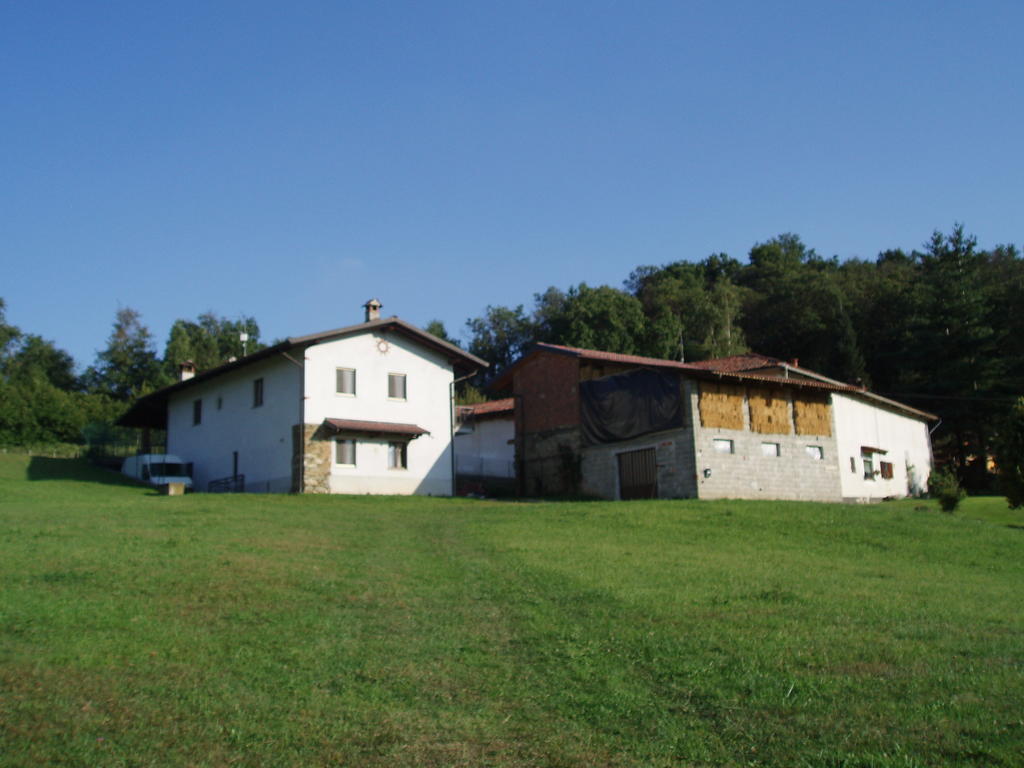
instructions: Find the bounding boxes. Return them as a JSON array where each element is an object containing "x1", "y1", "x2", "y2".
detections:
[{"x1": 2, "y1": 1, "x2": 1021, "y2": 369}]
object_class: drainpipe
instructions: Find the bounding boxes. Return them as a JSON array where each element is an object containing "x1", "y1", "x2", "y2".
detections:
[
  {"x1": 449, "y1": 369, "x2": 478, "y2": 496},
  {"x1": 513, "y1": 392, "x2": 525, "y2": 497},
  {"x1": 281, "y1": 350, "x2": 305, "y2": 493}
]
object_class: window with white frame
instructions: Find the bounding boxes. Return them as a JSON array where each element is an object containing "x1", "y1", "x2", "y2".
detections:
[
  {"x1": 712, "y1": 438, "x2": 734, "y2": 454},
  {"x1": 253, "y1": 378, "x2": 264, "y2": 408},
  {"x1": 761, "y1": 442, "x2": 781, "y2": 457},
  {"x1": 805, "y1": 445, "x2": 824, "y2": 460},
  {"x1": 388, "y1": 441, "x2": 408, "y2": 469},
  {"x1": 335, "y1": 439, "x2": 356, "y2": 466},
  {"x1": 388, "y1": 373, "x2": 407, "y2": 400},
  {"x1": 336, "y1": 368, "x2": 356, "y2": 396}
]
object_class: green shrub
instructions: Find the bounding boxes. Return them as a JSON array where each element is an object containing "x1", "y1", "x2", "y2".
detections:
[
  {"x1": 930, "y1": 465, "x2": 966, "y2": 512},
  {"x1": 996, "y1": 396, "x2": 1024, "y2": 509}
]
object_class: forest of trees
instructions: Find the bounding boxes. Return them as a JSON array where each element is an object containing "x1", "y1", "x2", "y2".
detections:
[
  {"x1": 2, "y1": 225, "x2": 1021, "y2": 492},
  {"x1": 460, "y1": 226, "x2": 1023, "y2": 492}
]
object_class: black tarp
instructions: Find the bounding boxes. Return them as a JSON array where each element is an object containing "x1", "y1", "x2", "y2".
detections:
[{"x1": 580, "y1": 368, "x2": 683, "y2": 445}]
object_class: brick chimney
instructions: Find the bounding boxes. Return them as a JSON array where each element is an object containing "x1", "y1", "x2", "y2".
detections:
[
  {"x1": 179, "y1": 361, "x2": 196, "y2": 382},
  {"x1": 364, "y1": 298, "x2": 383, "y2": 322}
]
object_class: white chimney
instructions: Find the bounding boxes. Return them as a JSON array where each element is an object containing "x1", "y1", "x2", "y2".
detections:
[
  {"x1": 364, "y1": 298, "x2": 383, "y2": 322},
  {"x1": 179, "y1": 361, "x2": 196, "y2": 382}
]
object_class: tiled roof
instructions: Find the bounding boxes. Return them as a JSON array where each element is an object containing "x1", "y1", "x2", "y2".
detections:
[
  {"x1": 458, "y1": 398, "x2": 514, "y2": 416},
  {"x1": 532, "y1": 343, "x2": 695, "y2": 370},
  {"x1": 496, "y1": 342, "x2": 935, "y2": 421},
  {"x1": 684, "y1": 353, "x2": 783, "y2": 372},
  {"x1": 119, "y1": 316, "x2": 488, "y2": 429},
  {"x1": 323, "y1": 418, "x2": 428, "y2": 437},
  {"x1": 492, "y1": 343, "x2": 858, "y2": 393},
  {"x1": 704, "y1": 370, "x2": 859, "y2": 392}
]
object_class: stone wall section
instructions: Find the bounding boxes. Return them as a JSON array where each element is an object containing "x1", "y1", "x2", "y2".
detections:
[
  {"x1": 521, "y1": 426, "x2": 583, "y2": 497},
  {"x1": 291, "y1": 423, "x2": 332, "y2": 494}
]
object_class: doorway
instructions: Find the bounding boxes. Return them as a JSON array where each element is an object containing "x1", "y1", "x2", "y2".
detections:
[{"x1": 617, "y1": 447, "x2": 658, "y2": 500}]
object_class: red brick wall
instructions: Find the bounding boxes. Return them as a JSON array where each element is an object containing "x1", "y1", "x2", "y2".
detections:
[{"x1": 515, "y1": 352, "x2": 580, "y2": 433}]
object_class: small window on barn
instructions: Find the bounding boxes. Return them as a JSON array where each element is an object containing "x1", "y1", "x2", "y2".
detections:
[
  {"x1": 806, "y1": 445, "x2": 824, "y2": 460},
  {"x1": 850, "y1": 457, "x2": 856, "y2": 473},
  {"x1": 388, "y1": 373, "x2": 407, "y2": 400},
  {"x1": 879, "y1": 461, "x2": 894, "y2": 480},
  {"x1": 336, "y1": 368, "x2": 356, "y2": 396},
  {"x1": 761, "y1": 442, "x2": 781, "y2": 457},
  {"x1": 253, "y1": 378, "x2": 264, "y2": 408},
  {"x1": 712, "y1": 438, "x2": 734, "y2": 454},
  {"x1": 193, "y1": 399, "x2": 202, "y2": 426},
  {"x1": 216, "y1": 395, "x2": 223, "y2": 410},
  {"x1": 863, "y1": 455, "x2": 875, "y2": 480}
]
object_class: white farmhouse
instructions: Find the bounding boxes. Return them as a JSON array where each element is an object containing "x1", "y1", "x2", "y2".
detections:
[{"x1": 120, "y1": 301, "x2": 487, "y2": 495}]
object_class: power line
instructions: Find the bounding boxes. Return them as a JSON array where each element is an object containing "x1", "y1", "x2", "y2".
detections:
[{"x1": 878, "y1": 391, "x2": 1019, "y2": 404}]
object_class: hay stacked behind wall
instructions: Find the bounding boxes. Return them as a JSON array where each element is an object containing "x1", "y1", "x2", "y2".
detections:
[
  {"x1": 794, "y1": 393, "x2": 832, "y2": 436},
  {"x1": 748, "y1": 387, "x2": 791, "y2": 434},
  {"x1": 698, "y1": 382, "x2": 745, "y2": 430}
]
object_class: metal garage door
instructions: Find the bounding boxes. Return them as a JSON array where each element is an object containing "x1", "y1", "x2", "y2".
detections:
[{"x1": 617, "y1": 447, "x2": 658, "y2": 500}]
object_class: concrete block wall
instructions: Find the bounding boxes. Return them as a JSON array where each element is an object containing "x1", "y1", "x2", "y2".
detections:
[
  {"x1": 580, "y1": 427, "x2": 698, "y2": 500},
  {"x1": 690, "y1": 384, "x2": 841, "y2": 501}
]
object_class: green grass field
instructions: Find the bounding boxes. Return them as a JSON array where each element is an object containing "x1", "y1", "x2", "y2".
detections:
[{"x1": 1, "y1": 454, "x2": 1021, "y2": 767}]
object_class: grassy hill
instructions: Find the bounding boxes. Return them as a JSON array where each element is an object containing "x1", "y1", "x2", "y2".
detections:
[{"x1": 1, "y1": 454, "x2": 1021, "y2": 767}]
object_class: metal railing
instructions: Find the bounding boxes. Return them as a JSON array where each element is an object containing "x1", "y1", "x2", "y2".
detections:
[
  {"x1": 208, "y1": 474, "x2": 245, "y2": 493},
  {"x1": 455, "y1": 455, "x2": 515, "y2": 479}
]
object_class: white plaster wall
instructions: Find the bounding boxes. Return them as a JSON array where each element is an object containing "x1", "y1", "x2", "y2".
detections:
[
  {"x1": 455, "y1": 418, "x2": 515, "y2": 478},
  {"x1": 167, "y1": 356, "x2": 300, "y2": 493},
  {"x1": 832, "y1": 393, "x2": 933, "y2": 501},
  {"x1": 303, "y1": 331, "x2": 455, "y2": 495}
]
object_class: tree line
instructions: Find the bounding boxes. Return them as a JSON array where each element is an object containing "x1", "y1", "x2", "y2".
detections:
[{"x1": 459, "y1": 225, "x2": 1023, "y2": 493}]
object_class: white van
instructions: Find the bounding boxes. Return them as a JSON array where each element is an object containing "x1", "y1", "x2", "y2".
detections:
[{"x1": 121, "y1": 454, "x2": 193, "y2": 490}]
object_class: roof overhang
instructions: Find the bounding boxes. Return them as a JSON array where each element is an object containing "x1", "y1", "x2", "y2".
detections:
[
  {"x1": 117, "y1": 391, "x2": 171, "y2": 429},
  {"x1": 323, "y1": 418, "x2": 428, "y2": 438}
]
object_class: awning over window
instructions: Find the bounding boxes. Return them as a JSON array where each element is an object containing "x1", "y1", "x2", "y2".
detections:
[
  {"x1": 323, "y1": 418, "x2": 428, "y2": 438},
  {"x1": 860, "y1": 445, "x2": 888, "y2": 455}
]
